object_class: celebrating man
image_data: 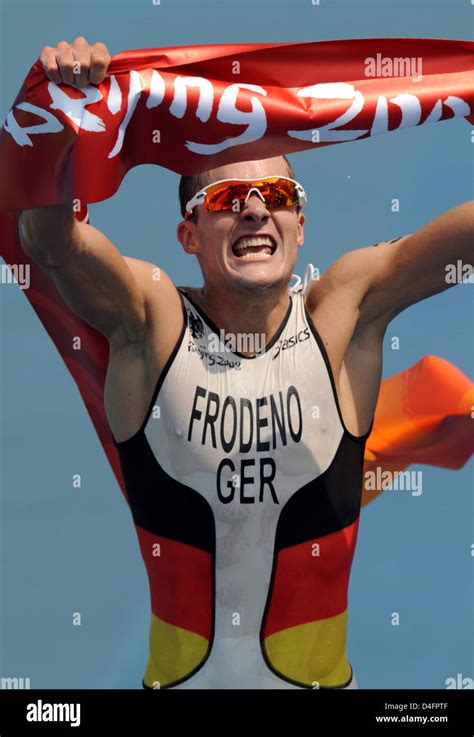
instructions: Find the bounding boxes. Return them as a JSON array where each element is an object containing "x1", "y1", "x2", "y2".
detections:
[{"x1": 19, "y1": 36, "x2": 473, "y2": 689}]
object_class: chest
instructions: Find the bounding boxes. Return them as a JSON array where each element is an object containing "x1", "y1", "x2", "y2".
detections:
[{"x1": 142, "y1": 322, "x2": 344, "y2": 522}]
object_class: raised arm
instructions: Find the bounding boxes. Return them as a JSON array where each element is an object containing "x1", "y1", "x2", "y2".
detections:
[
  {"x1": 310, "y1": 201, "x2": 474, "y2": 329},
  {"x1": 19, "y1": 36, "x2": 145, "y2": 347},
  {"x1": 18, "y1": 37, "x2": 180, "y2": 350},
  {"x1": 361, "y1": 201, "x2": 473, "y2": 323},
  {"x1": 19, "y1": 205, "x2": 147, "y2": 348}
]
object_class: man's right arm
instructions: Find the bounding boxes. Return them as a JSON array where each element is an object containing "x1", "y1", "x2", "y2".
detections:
[
  {"x1": 19, "y1": 205, "x2": 150, "y2": 348},
  {"x1": 18, "y1": 37, "x2": 161, "y2": 349}
]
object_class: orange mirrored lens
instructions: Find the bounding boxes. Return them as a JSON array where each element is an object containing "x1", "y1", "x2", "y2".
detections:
[{"x1": 205, "y1": 178, "x2": 299, "y2": 211}]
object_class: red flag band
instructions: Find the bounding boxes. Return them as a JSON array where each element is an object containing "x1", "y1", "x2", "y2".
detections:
[{"x1": 0, "y1": 38, "x2": 473, "y2": 209}]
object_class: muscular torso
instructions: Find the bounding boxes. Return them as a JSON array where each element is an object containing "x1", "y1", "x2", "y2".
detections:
[{"x1": 104, "y1": 260, "x2": 386, "y2": 443}]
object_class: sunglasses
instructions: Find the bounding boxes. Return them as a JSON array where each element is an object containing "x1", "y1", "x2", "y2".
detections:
[{"x1": 185, "y1": 176, "x2": 308, "y2": 218}]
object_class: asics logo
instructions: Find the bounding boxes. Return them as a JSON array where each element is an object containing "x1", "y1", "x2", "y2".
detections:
[{"x1": 273, "y1": 327, "x2": 310, "y2": 359}]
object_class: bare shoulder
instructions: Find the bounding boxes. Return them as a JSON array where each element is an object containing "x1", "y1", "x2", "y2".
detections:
[
  {"x1": 123, "y1": 256, "x2": 184, "y2": 318},
  {"x1": 306, "y1": 246, "x2": 379, "y2": 309},
  {"x1": 123, "y1": 256, "x2": 178, "y2": 298},
  {"x1": 306, "y1": 236, "x2": 410, "y2": 322},
  {"x1": 304, "y1": 249, "x2": 372, "y2": 329},
  {"x1": 117, "y1": 256, "x2": 185, "y2": 356}
]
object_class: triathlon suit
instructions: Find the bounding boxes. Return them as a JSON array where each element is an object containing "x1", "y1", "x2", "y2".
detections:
[{"x1": 113, "y1": 269, "x2": 373, "y2": 689}]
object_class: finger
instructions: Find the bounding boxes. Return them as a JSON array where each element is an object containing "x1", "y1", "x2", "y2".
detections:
[
  {"x1": 39, "y1": 46, "x2": 62, "y2": 84},
  {"x1": 56, "y1": 41, "x2": 76, "y2": 86},
  {"x1": 89, "y1": 42, "x2": 111, "y2": 85},
  {"x1": 70, "y1": 36, "x2": 92, "y2": 88}
]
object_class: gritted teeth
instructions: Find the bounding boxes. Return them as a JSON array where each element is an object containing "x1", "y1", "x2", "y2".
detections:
[{"x1": 232, "y1": 236, "x2": 277, "y2": 255}]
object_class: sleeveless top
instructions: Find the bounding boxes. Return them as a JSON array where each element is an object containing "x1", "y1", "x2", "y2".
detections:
[{"x1": 113, "y1": 277, "x2": 372, "y2": 689}]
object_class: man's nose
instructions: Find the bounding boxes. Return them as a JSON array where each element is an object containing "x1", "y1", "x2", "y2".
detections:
[{"x1": 239, "y1": 191, "x2": 270, "y2": 222}]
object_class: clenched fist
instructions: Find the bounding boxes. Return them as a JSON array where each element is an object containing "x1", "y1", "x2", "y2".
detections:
[{"x1": 40, "y1": 36, "x2": 111, "y2": 88}]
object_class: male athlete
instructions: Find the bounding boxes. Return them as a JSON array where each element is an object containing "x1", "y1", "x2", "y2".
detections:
[{"x1": 19, "y1": 37, "x2": 473, "y2": 690}]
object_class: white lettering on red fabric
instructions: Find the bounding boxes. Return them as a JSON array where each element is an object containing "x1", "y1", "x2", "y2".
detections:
[
  {"x1": 186, "y1": 83, "x2": 268, "y2": 154},
  {"x1": 4, "y1": 101, "x2": 64, "y2": 146},
  {"x1": 3, "y1": 71, "x2": 470, "y2": 157},
  {"x1": 170, "y1": 76, "x2": 214, "y2": 122}
]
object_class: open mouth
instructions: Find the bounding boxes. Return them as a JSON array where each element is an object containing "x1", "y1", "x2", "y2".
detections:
[{"x1": 231, "y1": 235, "x2": 277, "y2": 260}]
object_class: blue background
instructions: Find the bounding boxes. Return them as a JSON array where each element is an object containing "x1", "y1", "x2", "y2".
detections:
[{"x1": 0, "y1": 0, "x2": 472, "y2": 688}]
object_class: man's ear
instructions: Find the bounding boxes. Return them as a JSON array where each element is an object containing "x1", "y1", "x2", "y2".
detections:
[
  {"x1": 177, "y1": 218, "x2": 201, "y2": 254},
  {"x1": 296, "y1": 209, "x2": 305, "y2": 248}
]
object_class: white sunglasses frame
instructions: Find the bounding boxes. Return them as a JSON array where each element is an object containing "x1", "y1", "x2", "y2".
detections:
[{"x1": 184, "y1": 175, "x2": 308, "y2": 217}]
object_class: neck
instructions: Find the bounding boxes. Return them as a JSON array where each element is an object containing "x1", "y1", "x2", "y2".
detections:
[{"x1": 192, "y1": 282, "x2": 291, "y2": 357}]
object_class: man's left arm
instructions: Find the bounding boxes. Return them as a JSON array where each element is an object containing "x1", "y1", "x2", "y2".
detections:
[{"x1": 356, "y1": 200, "x2": 473, "y2": 325}]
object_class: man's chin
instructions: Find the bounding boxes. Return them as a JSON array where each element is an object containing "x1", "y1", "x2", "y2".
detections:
[{"x1": 226, "y1": 265, "x2": 291, "y2": 293}]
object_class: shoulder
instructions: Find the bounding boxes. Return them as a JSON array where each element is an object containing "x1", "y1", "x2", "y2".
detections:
[
  {"x1": 304, "y1": 247, "x2": 375, "y2": 314},
  {"x1": 304, "y1": 236, "x2": 411, "y2": 314},
  {"x1": 123, "y1": 256, "x2": 181, "y2": 303},
  {"x1": 122, "y1": 256, "x2": 185, "y2": 335}
]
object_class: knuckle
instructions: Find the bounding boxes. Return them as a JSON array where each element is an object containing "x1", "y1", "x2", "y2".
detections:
[
  {"x1": 91, "y1": 55, "x2": 108, "y2": 70},
  {"x1": 92, "y1": 42, "x2": 110, "y2": 56},
  {"x1": 43, "y1": 62, "x2": 58, "y2": 74},
  {"x1": 73, "y1": 35, "x2": 88, "y2": 44},
  {"x1": 40, "y1": 53, "x2": 53, "y2": 68},
  {"x1": 73, "y1": 55, "x2": 89, "y2": 67},
  {"x1": 77, "y1": 67, "x2": 91, "y2": 80}
]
